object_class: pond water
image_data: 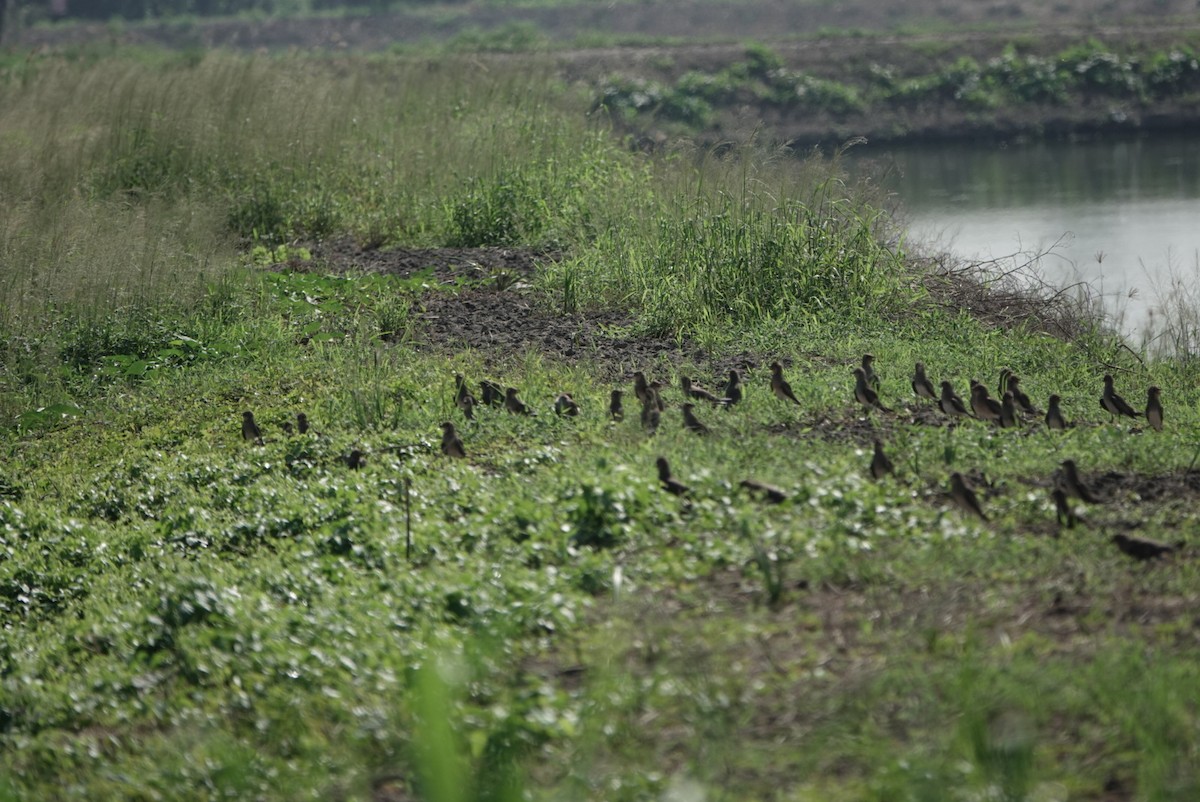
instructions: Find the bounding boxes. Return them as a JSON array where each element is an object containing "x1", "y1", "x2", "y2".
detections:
[{"x1": 852, "y1": 134, "x2": 1200, "y2": 343}]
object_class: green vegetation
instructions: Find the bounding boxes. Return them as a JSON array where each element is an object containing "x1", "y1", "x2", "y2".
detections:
[
  {"x1": 1, "y1": 48, "x2": 1198, "y2": 801},
  {"x1": 597, "y1": 40, "x2": 1200, "y2": 131}
]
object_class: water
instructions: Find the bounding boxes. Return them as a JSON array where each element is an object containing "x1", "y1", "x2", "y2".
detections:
[{"x1": 853, "y1": 135, "x2": 1200, "y2": 341}]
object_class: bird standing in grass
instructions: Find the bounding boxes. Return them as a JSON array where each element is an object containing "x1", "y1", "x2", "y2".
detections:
[
  {"x1": 740, "y1": 479, "x2": 788, "y2": 504},
  {"x1": 1000, "y1": 392, "x2": 1018, "y2": 428},
  {"x1": 440, "y1": 422, "x2": 466, "y2": 458},
  {"x1": 681, "y1": 403, "x2": 710, "y2": 435},
  {"x1": 912, "y1": 362, "x2": 937, "y2": 401},
  {"x1": 633, "y1": 371, "x2": 653, "y2": 406},
  {"x1": 505, "y1": 388, "x2": 534, "y2": 416},
  {"x1": 970, "y1": 383, "x2": 1003, "y2": 424},
  {"x1": 949, "y1": 472, "x2": 988, "y2": 521},
  {"x1": 1051, "y1": 487, "x2": 1076, "y2": 530},
  {"x1": 1006, "y1": 373, "x2": 1038, "y2": 416},
  {"x1": 870, "y1": 440, "x2": 894, "y2": 479},
  {"x1": 1100, "y1": 374, "x2": 1139, "y2": 422},
  {"x1": 457, "y1": 394, "x2": 475, "y2": 421},
  {"x1": 609, "y1": 389, "x2": 624, "y2": 422},
  {"x1": 1057, "y1": 459, "x2": 1103, "y2": 504},
  {"x1": 939, "y1": 381, "x2": 970, "y2": 418},
  {"x1": 853, "y1": 367, "x2": 891, "y2": 412},
  {"x1": 1112, "y1": 533, "x2": 1178, "y2": 561},
  {"x1": 297, "y1": 412, "x2": 311, "y2": 435},
  {"x1": 554, "y1": 393, "x2": 579, "y2": 417},
  {"x1": 723, "y1": 369, "x2": 743, "y2": 406},
  {"x1": 656, "y1": 457, "x2": 690, "y2": 497},
  {"x1": 681, "y1": 376, "x2": 727, "y2": 406},
  {"x1": 641, "y1": 390, "x2": 661, "y2": 434},
  {"x1": 1045, "y1": 394, "x2": 1067, "y2": 430},
  {"x1": 861, "y1": 354, "x2": 881, "y2": 391},
  {"x1": 345, "y1": 449, "x2": 366, "y2": 470},
  {"x1": 770, "y1": 362, "x2": 801, "y2": 405},
  {"x1": 1145, "y1": 386, "x2": 1163, "y2": 432},
  {"x1": 242, "y1": 411, "x2": 264, "y2": 445},
  {"x1": 480, "y1": 380, "x2": 505, "y2": 407}
]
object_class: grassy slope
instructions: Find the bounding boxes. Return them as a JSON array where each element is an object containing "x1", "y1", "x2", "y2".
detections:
[{"x1": 0, "y1": 50, "x2": 1198, "y2": 801}]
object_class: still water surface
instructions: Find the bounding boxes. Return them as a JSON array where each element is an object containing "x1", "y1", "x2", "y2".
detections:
[{"x1": 856, "y1": 134, "x2": 1200, "y2": 339}]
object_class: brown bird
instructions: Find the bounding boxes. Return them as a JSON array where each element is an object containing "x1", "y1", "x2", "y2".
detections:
[
  {"x1": 480, "y1": 380, "x2": 505, "y2": 407},
  {"x1": 656, "y1": 457, "x2": 690, "y2": 497},
  {"x1": 641, "y1": 390, "x2": 661, "y2": 434},
  {"x1": 1005, "y1": 374, "x2": 1038, "y2": 415},
  {"x1": 554, "y1": 393, "x2": 579, "y2": 417},
  {"x1": 740, "y1": 479, "x2": 788, "y2": 504},
  {"x1": 1057, "y1": 459, "x2": 1103, "y2": 504},
  {"x1": 345, "y1": 449, "x2": 366, "y2": 470},
  {"x1": 297, "y1": 412, "x2": 310, "y2": 435},
  {"x1": 609, "y1": 389, "x2": 624, "y2": 421},
  {"x1": 440, "y1": 422, "x2": 466, "y2": 458},
  {"x1": 912, "y1": 361, "x2": 937, "y2": 401},
  {"x1": 505, "y1": 387, "x2": 534, "y2": 416},
  {"x1": 949, "y1": 472, "x2": 988, "y2": 521},
  {"x1": 861, "y1": 353, "x2": 881, "y2": 391},
  {"x1": 633, "y1": 371, "x2": 652, "y2": 406},
  {"x1": 454, "y1": 374, "x2": 471, "y2": 406},
  {"x1": 853, "y1": 367, "x2": 891, "y2": 412},
  {"x1": 681, "y1": 375, "x2": 727, "y2": 406},
  {"x1": 939, "y1": 381, "x2": 970, "y2": 418},
  {"x1": 1111, "y1": 533, "x2": 1178, "y2": 561},
  {"x1": 457, "y1": 393, "x2": 475, "y2": 421},
  {"x1": 970, "y1": 383, "x2": 1003, "y2": 424},
  {"x1": 770, "y1": 362, "x2": 801, "y2": 405},
  {"x1": 1051, "y1": 487, "x2": 1076, "y2": 529},
  {"x1": 723, "y1": 369, "x2": 743, "y2": 406},
  {"x1": 1145, "y1": 386, "x2": 1163, "y2": 432},
  {"x1": 999, "y1": 392, "x2": 1018, "y2": 428},
  {"x1": 870, "y1": 439, "x2": 894, "y2": 480},
  {"x1": 1045, "y1": 394, "x2": 1067, "y2": 431},
  {"x1": 681, "y1": 403, "x2": 710, "y2": 435},
  {"x1": 241, "y1": 411, "x2": 264, "y2": 445},
  {"x1": 1100, "y1": 374, "x2": 1139, "y2": 422}
]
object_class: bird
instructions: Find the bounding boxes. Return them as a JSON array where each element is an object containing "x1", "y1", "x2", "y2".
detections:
[
  {"x1": 681, "y1": 375, "x2": 727, "y2": 406},
  {"x1": 853, "y1": 367, "x2": 891, "y2": 412},
  {"x1": 770, "y1": 362, "x2": 801, "y2": 405},
  {"x1": 912, "y1": 361, "x2": 937, "y2": 401},
  {"x1": 297, "y1": 412, "x2": 311, "y2": 435},
  {"x1": 939, "y1": 381, "x2": 970, "y2": 418},
  {"x1": 641, "y1": 390, "x2": 661, "y2": 434},
  {"x1": 969, "y1": 383, "x2": 1003, "y2": 424},
  {"x1": 1146, "y1": 386, "x2": 1163, "y2": 432},
  {"x1": 440, "y1": 422, "x2": 466, "y2": 458},
  {"x1": 1057, "y1": 459, "x2": 1103, "y2": 504},
  {"x1": 241, "y1": 411, "x2": 264, "y2": 445},
  {"x1": 739, "y1": 479, "x2": 788, "y2": 504},
  {"x1": 861, "y1": 353, "x2": 881, "y2": 391},
  {"x1": 723, "y1": 369, "x2": 743, "y2": 406},
  {"x1": 870, "y1": 439, "x2": 894, "y2": 479},
  {"x1": 457, "y1": 393, "x2": 475, "y2": 421},
  {"x1": 1051, "y1": 487, "x2": 1076, "y2": 529},
  {"x1": 1100, "y1": 374, "x2": 1139, "y2": 422},
  {"x1": 1111, "y1": 533, "x2": 1178, "y2": 561},
  {"x1": 681, "y1": 403, "x2": 710, "y2": 435},
  {"x1": 999, "y1": 392, "x2": 1018, "y2": 429},
  {"x1": 949, "y1": 472, "x2": 988, "y2": 521},
  {"x1": 1045, "y1": 394, "x2": 1067, "y2": 430},
  {"x1": 609, "y1": 389, "x2": 624, "y2": 421},
  {"x1": 633, "y1": 371, "x2": 653, "y2": 406},
  {"x1": 454, "y1": 373, "x2": 471, "y2": 406},
  {"x1": 281, "y1": 421, "x2": 294, "y2": 435},
  {"x1": 1005, "y1": 373, "x2": 1038, "y2": 415},
  {"x1": 480, "y1": 380, "x2": 505, "y2": 407},
  {"x1": 345, "y1": 449, "x2": 366, "y2": 470},
  {"x1": 505, "y1": 388, "x2": 534, "y2": 416},
  {"x1": 656, "y1": 457, "x2": 690, "y2": 497},
  {"x1": 554, "y1": 393, "x2": 579, "y2": 417}
]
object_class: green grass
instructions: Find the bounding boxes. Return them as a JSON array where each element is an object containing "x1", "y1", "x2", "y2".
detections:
[{"x1": 1, "y1": 47, "x2": 1198, "y2": 800}]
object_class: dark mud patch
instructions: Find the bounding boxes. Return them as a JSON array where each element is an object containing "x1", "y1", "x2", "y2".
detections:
[{"x1": 310, "y1": 238, "x2": 551, "y2": 284}]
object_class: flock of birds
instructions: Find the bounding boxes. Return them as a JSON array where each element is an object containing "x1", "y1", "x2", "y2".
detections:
[{"x1": 239, "y1": 354, "x2": 1183, "y2": 563}]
